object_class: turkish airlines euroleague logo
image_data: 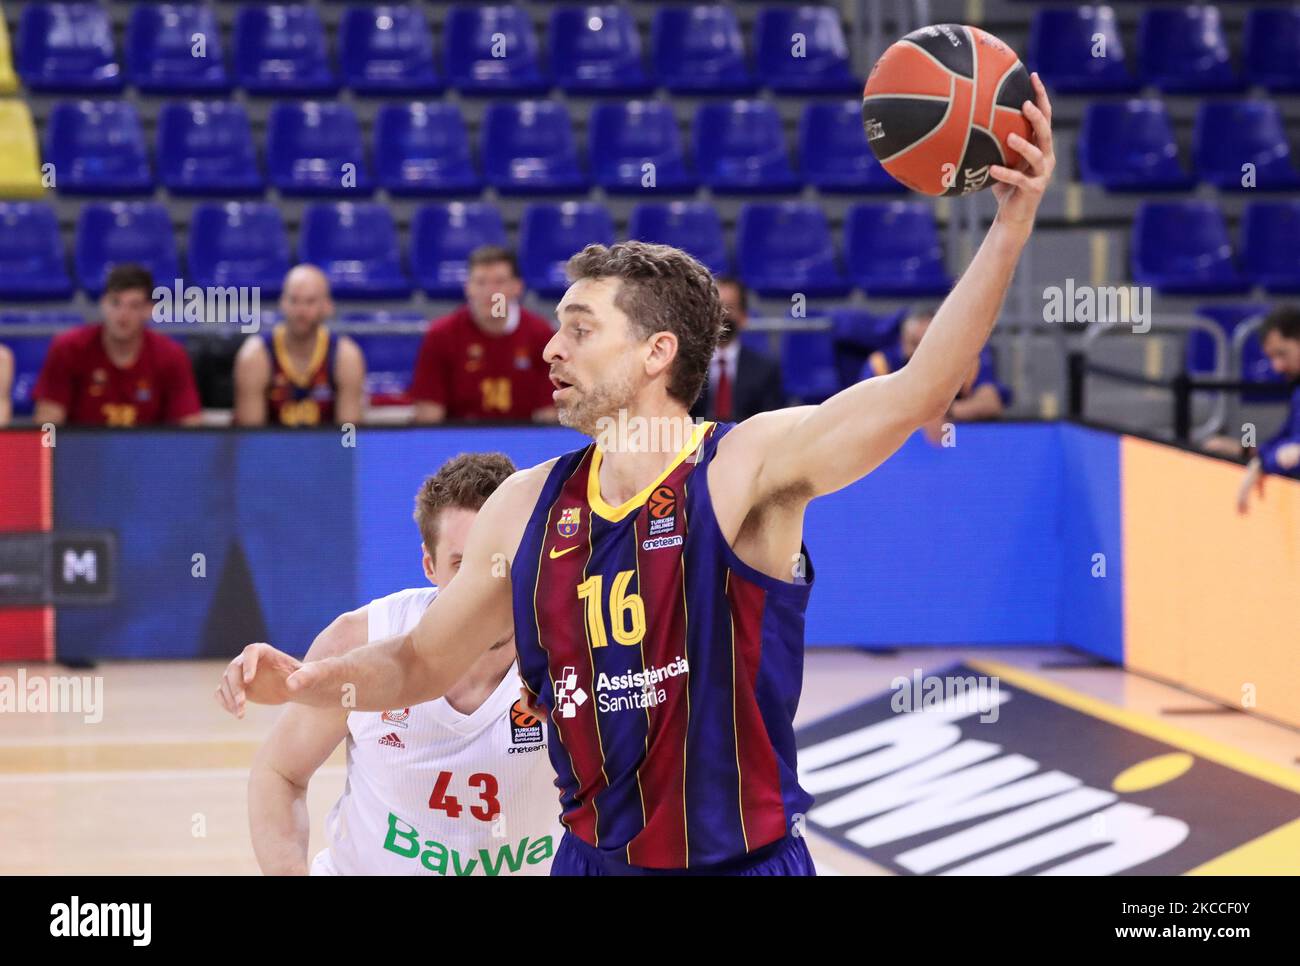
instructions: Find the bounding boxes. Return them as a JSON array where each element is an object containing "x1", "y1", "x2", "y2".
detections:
[
  {"x1": 647, "y1": 486, "x2": 677, "y2": 536},
  {"x1": 509, "y1": 699, "x2": 544, "y2": 751}
]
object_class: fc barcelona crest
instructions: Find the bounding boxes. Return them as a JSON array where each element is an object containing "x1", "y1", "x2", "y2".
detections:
[{"x1": 556, "y1": 507, "x2": 581, "y2": 538}]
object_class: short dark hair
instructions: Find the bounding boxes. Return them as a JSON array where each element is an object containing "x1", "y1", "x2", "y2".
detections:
[
  {"x1": 468, "y1": 245, "x2": 520, "y2": 279},
  {"x1": 565, "y1": 241, "x2": 726, "y2": 406},
  {"x1": 103, "y1": 263, "x2": 155, "y2": 299},
  {"x1": 413, "y1": 452, "x2": 516, "y2": 553},
  {"x1": 1260, "y1": 306, "x2": 1300, "y2": 342}
]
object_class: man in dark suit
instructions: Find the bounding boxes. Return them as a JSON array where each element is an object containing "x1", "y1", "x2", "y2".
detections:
[{"x1": 691, "y1": 275, "x2": 785, "y2": 423}]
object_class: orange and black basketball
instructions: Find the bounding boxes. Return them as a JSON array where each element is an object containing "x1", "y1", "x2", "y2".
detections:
[
  {"x1": 511, "y1": 699, "x2": 540, "y2": 728},
  {"x1": 862, "y1": 23, "x2": 1033, "y2": 196}
]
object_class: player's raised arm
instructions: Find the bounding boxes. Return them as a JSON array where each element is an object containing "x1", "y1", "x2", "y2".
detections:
[
  {"x1": 279, "y1": 466, "x2": 541, "y2": 711},
  {"x1": 747, "y1": 74, "x2": 1054, "y2": 501}
]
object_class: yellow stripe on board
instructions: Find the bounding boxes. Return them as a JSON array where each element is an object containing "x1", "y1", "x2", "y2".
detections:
[
  {"x1": 968, "y1": 659, "x2": 1300, "y2": 795},
  {"x1": 1186, "y1": 817, "x2": 1300, "y2": 875}
]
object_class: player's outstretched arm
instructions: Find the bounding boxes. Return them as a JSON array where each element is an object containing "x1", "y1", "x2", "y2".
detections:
[
  {"x1": 743, "y1": 74, "x2": 1055, "y2": 501},
  {"x1": 281, "y1": 468, "x2": 539, "y2": 711},
  {"x1": 247, "y1": 607, "x2": 362, "y2": 874}
]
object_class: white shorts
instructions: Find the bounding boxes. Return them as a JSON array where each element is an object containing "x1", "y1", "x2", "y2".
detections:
[{"x1": 310, "y1": 848, "x2": 340, "y2": 876}]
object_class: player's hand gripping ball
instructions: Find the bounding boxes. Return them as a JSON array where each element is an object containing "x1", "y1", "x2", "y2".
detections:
[{"x1": 863, "y1": 23, "x2": 1033, "y2": 196}]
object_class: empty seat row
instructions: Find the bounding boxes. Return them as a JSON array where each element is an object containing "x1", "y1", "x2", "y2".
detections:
[
  {"x1": 1078, "y1": 99, "x2": 1300, "y2": 191},
  {"x1": 1029, "y1": 5, "x2": 1300, "y2": 93},
  {"x1": 14, "y1": 2, "x2": 859, "y2": 95},
  {"x1": 0, "y1": 199, "x2": 953, "y2": 302},
  {"x1": 35, "y1": 98, "x2": 906, "y2": 197},
  {"x1": 1133, "y1": 201, "x2": 1300, "y2": 294}
]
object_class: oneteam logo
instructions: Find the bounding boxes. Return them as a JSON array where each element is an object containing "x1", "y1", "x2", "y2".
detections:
[{"x1": 49, "y1": 897, "x2": 151, "y2": 946}]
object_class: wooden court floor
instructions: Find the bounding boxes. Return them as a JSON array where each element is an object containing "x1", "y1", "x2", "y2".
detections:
[{"x1": 2, "y1": 647, "x2": 1297, "y2": 875}]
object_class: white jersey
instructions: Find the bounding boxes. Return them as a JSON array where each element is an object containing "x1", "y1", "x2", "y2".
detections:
[{"x1": 314, "y1": 587, "x2": 562, "y2": 876}]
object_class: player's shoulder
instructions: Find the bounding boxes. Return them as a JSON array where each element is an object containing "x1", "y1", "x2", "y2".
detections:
[
  {"x1": 235, "y1": 330, "x2": 272, "y2": 360},
  {"x1": 52, "y1": 323, "x2": 100, "y2": 353},
  {"x1": 715, "y1": 406, "x2": 811, "y2": 461},
  {"x1": 426, "y1": 305, "x2": 471, "y2": 338},
  {"x1": 143, "y1": 326, "x2": 190, "y2": 359},
  {"x1": 492, "y1": 459, "x2": 559, "y2": 510}
]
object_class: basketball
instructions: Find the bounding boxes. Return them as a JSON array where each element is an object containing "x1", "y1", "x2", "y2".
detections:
[{"x1": 862, "y1": 23, "x2": 1034, "y2": 196}]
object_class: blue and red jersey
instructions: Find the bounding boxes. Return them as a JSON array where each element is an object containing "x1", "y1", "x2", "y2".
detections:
[
  {"x1": 510, "y1": 420, "x2": 815, "y2": 869},
  {"x1": 262, "y1": 325, "x2": 338, "y2": 426}
]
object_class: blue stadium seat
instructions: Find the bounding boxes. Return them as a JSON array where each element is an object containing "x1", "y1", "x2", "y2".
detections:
[
  {"x1": 754, "y1": 5, "x2": 856, "y2": 93},
  {"x1": 1192, "y1": 303, "x2": 1287, "y2": 401},
  {"x1": 1189, "y1": 303, "x2": 1268, "y2": 376},
  {"x1": 1241, "y1": 201, "x2": 1300, "y2": 294},
  {"x1": 349, "y1": 332, "x2": 424, "y2": 404},
  {"x1": 188, "y1": 203, "x2": 291, "y2": 297},
  {"x1": 781, "y1": 325, "x2": 840, "y2": 403},
  {"x1": 443, "y1": 5, "x2": 547, "y2": 94},
  {"x1": 844, "y1": 203, "x2": 952, "y2": 296},
  {"x1": 627, "y1": 202, "x2": 728, "y2": 275},
  {"x1": 0, "y1": 203, "x2": 73, "y2": 300},
  {"x1": 299, "y1": 203, "x2": 410, "y2": 298},
  {"x1": 157, "y1": 101, "x2": 263, "y2": 195},
  {"x1": 374, "y1": 103, "x2": 479, "y2": 195},
  {"x1": 1244, "y1": 7, "x2": 1300, "y2": 92},
  {"x1": 549, "y1": 5, "x2": 650, "y2": 94},
  {"x1": 3, "y1": 335, "x2": 54, "y2": 417},
  {"x1": 1131, "y1": 202, "x2": 1248, "y2": 295},
  {"x1": 652, "y1": 6, "x2": 754, "y2": 93},
  {"x1": 1194, "y1": 100, "x2": 1300, "y2": 192},
  {"x1": 75, "y1": 202, "x2": 180, "y2": 296},
  {"x1": 339, "y1": 5, "x2": 441, "y2": 94},
  {"x1": 693, "y1": 100, "x2": 799, "y2": 194},
  {"x1": 16, "y1": 2, "x2": 122, "y2": 92},
  {"x1": 736, "y1": 202, "x2": 848, "y2": 297},
  {"x1": 266, "y1": 102, "x2": 372, "y2": 196},
  {"x1": 481, "y1": 101, "x2": 587, "y2": 194},
  {"x1": 234, "y1": 4, "x2": 337, "y2": 94},
  {"x1": 1077, "y1": 100, "x2": 1195, "y2": 192},
  {"x1": 45, "y1": 100, "x2": 152, "y2": 194},
  {"x1": 589, "y1": 101, "x2": 695, "y2": 194},
  {"x1": 1027, "y1": 6, "x2": 1136, "y2": 93},
  {"x1": 1138, "y1": 7, "x2": 1241, "y2": 93},
  {"x1": 799, "y1": 100, "x2": 906, "y2": 194},
  {"x1": 410, "y1": 202, "x2": 508, "y2": 298},
  {"x1": 518, "y1": 202, "x2": 615, "y2": 297},
  {"x1": 126, "y1": 3, "x2": 230, "y2": 93}
]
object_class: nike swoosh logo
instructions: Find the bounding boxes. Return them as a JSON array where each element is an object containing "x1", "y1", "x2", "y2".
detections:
[{"x1": 549, "y1": 545, "x2": 579, "y2": 559}]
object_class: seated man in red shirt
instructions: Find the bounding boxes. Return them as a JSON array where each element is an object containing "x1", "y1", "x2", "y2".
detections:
[
  {"x1": 410, "y1": 246, "x2": 556, "y2": 424},
  {"x1": 33, "y1": 264, "x2": 202, "y2": 427},
  {"x1": 233, "y1": 264, "x2": 366, "y2": 427}
]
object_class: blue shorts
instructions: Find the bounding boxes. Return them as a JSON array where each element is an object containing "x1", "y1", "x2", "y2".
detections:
[{"x1": 550, "y1": 830, "x2": 817, "y2": 876}]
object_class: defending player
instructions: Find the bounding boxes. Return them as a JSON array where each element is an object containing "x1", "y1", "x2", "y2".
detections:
[
  {"x1": 223, "y1": 77, "x2": 1055, "y2": 875},
  {"x1": 218, "y1": 453, "x2": 562, "y2": 875}
]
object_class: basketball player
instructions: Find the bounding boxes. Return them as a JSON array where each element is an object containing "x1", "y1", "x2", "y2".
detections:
[
  {"x1": 33, "y1": 264, "x2": 202, "y2": 427},
  {"x1": 233, "y1": 264, "x2": 366, "y2": 427},
  {"x1": 224, "y1": 76, "x2": 1056, "y2": 875},
  {"x1": 217, "y1": 453, "x2": 562, "y2": 875}
]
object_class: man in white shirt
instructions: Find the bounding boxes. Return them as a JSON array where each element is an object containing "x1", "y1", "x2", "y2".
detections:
[{"x1": 217, "y1": 452, "x2": 562, "y2": 875}]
